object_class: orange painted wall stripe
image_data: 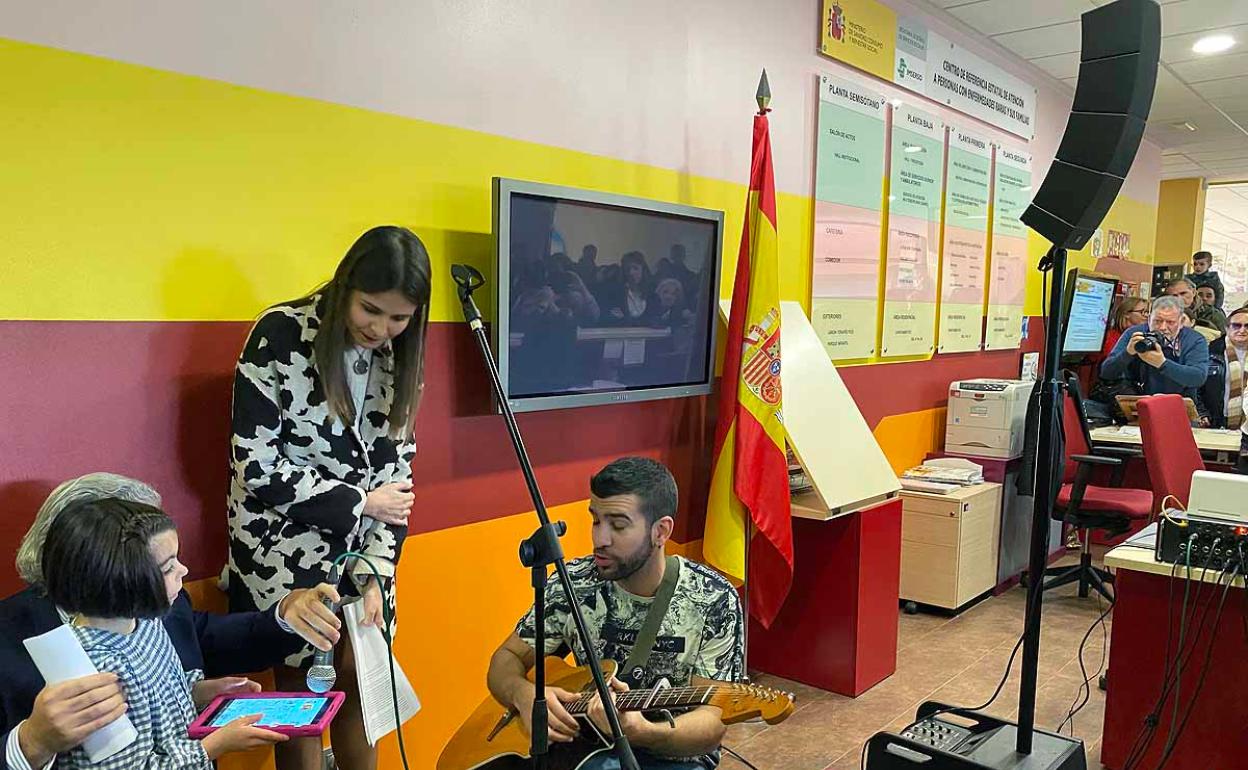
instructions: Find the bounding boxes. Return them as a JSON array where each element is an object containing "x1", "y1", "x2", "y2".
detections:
[{"x1": 189, "y1": 502, "x2": 710, "y2": 770}]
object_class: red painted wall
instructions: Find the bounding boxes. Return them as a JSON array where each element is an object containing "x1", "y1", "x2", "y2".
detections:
[{"x1": 0, "y1": 317, "x2": 1043, "y2": 597}]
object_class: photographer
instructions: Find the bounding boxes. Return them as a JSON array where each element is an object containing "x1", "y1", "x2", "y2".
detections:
[{"x1": 1100, "y1": 294, "x2": 1209, "y2": 407}]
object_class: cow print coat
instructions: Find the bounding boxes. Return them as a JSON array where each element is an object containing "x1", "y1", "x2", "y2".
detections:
[{"x1": 226, "y1": 295, "x2": 415, "y2": 665}]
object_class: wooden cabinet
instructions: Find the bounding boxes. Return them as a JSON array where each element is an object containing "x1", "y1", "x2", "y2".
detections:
[{"x1": 899, "y1": 483, "x2": 1002, "y2": 610}]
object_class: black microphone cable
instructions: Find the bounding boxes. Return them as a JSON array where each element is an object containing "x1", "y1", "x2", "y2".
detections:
[
  {"x1": 327, "y1": 550, "x2": 411, "y2": 770},
  {"x1": 1123, "y1": 536, "x2": 1222, "y2": 769},
  {"x1": 1056, "y1": 587, "x2": 1113, "y2": 736},
  {"x1": 1123, "y1": 533, "x2": 1202, "y2": 769},
  {"x1": 1153, "y1": 557, "x2": 1239, "y2": 770}
]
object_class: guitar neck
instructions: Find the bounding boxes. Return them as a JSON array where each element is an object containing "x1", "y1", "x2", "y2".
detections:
[{"x1": 564, "y1": 685, "x2": 716, "y2": 716}]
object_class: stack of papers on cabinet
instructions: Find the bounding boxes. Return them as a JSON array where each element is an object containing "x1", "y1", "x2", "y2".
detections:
[{"x1": 902, "y1": 464, "x2": 984, "y2": 486}]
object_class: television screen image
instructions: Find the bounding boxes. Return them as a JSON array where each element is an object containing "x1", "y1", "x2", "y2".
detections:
[
  {"x1": 1062, "y1": 271, "x2": 1118, "y2": 355},
  {"x1": 494, "y1": 179, "x2": 724, "y2": 412}
]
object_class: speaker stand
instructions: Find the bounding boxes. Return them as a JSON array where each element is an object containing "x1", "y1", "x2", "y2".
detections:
[{"x1": 862, "y1": 245, "x2": 1085, "y2": 770}]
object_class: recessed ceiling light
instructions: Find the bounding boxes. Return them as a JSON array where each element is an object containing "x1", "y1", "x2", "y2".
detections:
[
  {"x1": 1170, "y1": 121, "x2": 1198, "y2": 132},
  {"x1": 1193, "y1": 34, "x2": 1235, "y2": 55}
]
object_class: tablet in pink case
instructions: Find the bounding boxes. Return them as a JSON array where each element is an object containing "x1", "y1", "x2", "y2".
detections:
[{"x1": 188, "y1": 691, "x2": 346, "y2": 738}]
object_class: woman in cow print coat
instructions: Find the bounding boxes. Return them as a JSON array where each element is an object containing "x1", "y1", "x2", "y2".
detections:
[{"x1": 226, "y1": 225, "x2": 431, "y2": 770}]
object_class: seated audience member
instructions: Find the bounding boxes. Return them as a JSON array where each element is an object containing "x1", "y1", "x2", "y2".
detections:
[
  {"x1": 1229, "y1": 307, "x2": 1248, "y2": 427},
  {"x1": 550, "y1": 269, "x2": 601, "y2": 326},
  {"x1": 1, "y1": 473, "x2": 339, "y2": 770},
  {"x1": 1196, "y1": 285, "x2": 1228, "y2": 330},
  {"x1": 1102, "y1": 297, "x2": 1150, "y2": 359},
  {"x1": 1090, "y1": 297, "x2": 1151, "y2": 422},
  {"x1": 1225, "y1": 307, "x2": 1248, "y2": 473},
  {"x1": 667, "y1": 244, "x2": 699, "y2": 300},
  {"x1": 574, "y1": 244, "x2": 599, "y2": 289},
  {"x1": 1166, "y1": 277, "x2": 1226, "y2": 334},
  {"x1": 1187, "y1": 250, "x2": 1225, "y2": 310},
  {"x1": 645, "y1": 278, "x2": 695, "y2": 330},
  {"x1": 1100, "y1": 295, "x2": 1209, "y2": 406},
  {"x1": 36, "y1": 498, "x2": 289, "y2": 769},
  {"x1": 605, "y1": 252, "x2": 654, "y2": 324}
]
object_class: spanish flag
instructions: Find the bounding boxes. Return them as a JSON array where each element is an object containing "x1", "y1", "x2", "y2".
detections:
[{"x1": 705, "y1": 86, "x2": 793, "y2": 628}]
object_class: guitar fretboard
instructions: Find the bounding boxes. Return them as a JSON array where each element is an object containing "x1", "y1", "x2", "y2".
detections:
[{"x1": 565, "y1": 685, "x2": 715, "y2": 715}]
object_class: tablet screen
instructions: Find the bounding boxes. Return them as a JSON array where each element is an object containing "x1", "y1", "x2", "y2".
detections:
[{"x1": 207, "y1": 697, "x2": 331, "y2": 728}]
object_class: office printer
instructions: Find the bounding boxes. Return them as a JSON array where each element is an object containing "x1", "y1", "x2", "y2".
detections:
[{"x1": 946, "y1": 379, "x2": 1035, "y2": 459}]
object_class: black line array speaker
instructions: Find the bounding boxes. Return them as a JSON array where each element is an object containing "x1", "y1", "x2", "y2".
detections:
[{"x1": 1021, "y1": 0, "x2": 1160, "y2": 250}]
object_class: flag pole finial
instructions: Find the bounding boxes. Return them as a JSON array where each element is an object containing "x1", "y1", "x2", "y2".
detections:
[{"x1": 756, "y1": 69, "x2": 771, "y2": 114}]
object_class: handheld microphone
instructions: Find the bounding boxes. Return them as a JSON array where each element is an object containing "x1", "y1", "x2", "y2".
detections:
[{"x1": 306, "y1": 563, "x2": 341, "y2": 693}]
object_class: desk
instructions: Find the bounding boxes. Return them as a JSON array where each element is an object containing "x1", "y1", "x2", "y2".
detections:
[
  {"x1": 1099, "y1": 543, "x2": 1248, "y2": 769},
  {"x1": 1090, "y1": 425, "x2": 1242, "y2": 465}
]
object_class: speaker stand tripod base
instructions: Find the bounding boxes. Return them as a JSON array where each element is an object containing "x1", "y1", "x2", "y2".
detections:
[{"x1": 863, "y1": 702, "x2": 1086, "y2": 770}]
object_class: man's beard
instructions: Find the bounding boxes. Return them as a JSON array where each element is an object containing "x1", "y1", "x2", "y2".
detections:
[{"x1": 595, "y1": 540, "x2": 657, "y2": 582}]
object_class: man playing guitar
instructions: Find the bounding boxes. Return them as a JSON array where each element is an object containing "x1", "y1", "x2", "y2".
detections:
[{"x1": 486, "y1": 457, "x2": 745, "y2": 770}]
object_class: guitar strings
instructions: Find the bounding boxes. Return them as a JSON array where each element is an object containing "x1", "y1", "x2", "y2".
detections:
[{"x1": 563, "y1": 684, "x2": 782, "y2": 713}]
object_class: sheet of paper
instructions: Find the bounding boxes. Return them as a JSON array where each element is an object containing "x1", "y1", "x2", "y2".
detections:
[
  {"x1": 622, "y1": 338, "x2": 646, "y2": 365},
  {"x1": 602, "y1": 339, "x2": 624, "y2": 359},
  {"x1": 24, "y1": 624, "x2": 138, "y2": 760},
  {"x1": 343, "y1": 601, "x2": 420, "y2": 746}
]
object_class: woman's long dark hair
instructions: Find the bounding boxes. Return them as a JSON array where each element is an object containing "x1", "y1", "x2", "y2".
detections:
[{"x1": 309, "y1": 226, "x2": 432, "y2": 438}]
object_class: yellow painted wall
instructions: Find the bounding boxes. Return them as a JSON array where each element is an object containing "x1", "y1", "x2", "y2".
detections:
[
  {"x1": 1023, "y1": 192, "x2": 1160, "y2": 313},
  {"x1": 1154, "y1": 177, "x2": 1206, "y2": 266},
  {"x1": 0, "y1": 37, "x2": 815, "y2": 323}
]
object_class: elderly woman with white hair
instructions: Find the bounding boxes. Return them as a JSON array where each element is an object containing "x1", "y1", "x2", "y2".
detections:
[{"x1": 1, "y1": 472, "x2": 340, "y2": 770}]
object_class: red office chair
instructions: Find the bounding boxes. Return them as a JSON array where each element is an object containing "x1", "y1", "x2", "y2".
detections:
[
  {"x1": 1039, "y1": 372, "x2": 1154, "y2": 601},
  {"x1": 1137, "y1": 394, "x2": 1205, "y2": 510}
]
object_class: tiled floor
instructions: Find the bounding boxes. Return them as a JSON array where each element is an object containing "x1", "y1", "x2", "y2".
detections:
[{"x1": 722, "y1": 553, "x2": 1114, "y2": 769}]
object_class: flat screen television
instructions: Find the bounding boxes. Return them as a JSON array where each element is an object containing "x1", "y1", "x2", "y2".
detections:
[
  {"x1": 1061, "y1": 269, "x2": 1119, "y2": 355},
  {"x1": 492, "y1": 178, "x2": 725, "y2": 412}
]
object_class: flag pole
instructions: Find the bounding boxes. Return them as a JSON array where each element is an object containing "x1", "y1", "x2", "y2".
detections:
[{"x1": 741, "y1": 67, "x2": 771, "y2": 680}]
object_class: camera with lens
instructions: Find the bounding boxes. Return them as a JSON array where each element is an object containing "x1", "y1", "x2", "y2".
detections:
[{"x1": 1133, "y1": 331, "x2": 1164, "y2": 353}]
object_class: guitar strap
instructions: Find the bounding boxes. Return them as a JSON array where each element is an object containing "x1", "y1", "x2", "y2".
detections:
[{"x1": 619, "y1": 555, "x2": 681, "y2": 687}]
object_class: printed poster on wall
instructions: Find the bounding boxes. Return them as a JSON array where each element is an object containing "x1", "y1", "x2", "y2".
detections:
[
  {"x1": 820, "y1": 6, "x2": 1036, "y2": 140},
  {"x1": 985, "y1": 146, "x2": 1031, "y2": 351},
  {"x1": 820, "y1": 0, "x2": 897, "y2": 83},
  {"x1": 881, "y1": 105, "x2": 943, "y2": 357},
  {"x1": 811, "y1": 74, "x2": 887, "y2": 360},
  {"x1": 938, "y1": 127, "x2": 992, "y2": 353}
]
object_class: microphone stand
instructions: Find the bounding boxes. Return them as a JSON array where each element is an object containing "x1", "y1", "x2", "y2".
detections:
[{"x1": 450, "y1": 264, "x2": 642, "y2": 770}]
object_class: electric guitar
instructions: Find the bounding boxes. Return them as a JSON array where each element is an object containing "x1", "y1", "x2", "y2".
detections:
[{"x1": 437, "y1": 656, "x2": 795, "y2": 770}]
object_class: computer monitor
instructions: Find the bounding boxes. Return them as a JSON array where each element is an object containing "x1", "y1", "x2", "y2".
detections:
[{"x1": 1061, "y1": 269, "x2": 1119, "y2": 355}]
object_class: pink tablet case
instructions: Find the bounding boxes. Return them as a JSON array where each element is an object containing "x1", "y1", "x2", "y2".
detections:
[{"x1": 188, "y1": 691, "x2": 346, "y2": 738}]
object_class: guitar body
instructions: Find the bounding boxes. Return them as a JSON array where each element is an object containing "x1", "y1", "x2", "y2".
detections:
[
  {"x1": 438, "y1": 657, "x2": 618, "y2": 770},
  {"x1": 438, "y1": 656, "x2": 794, "y2": 770}
]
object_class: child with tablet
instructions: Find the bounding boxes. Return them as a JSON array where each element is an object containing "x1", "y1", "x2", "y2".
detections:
[{"x1": 39, "y1": 498, "x2": 290, "y2": 768}]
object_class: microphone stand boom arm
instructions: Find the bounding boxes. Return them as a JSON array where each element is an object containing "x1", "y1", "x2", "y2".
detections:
[{"x1": 450, "y1": 263, "x2": 642, "y2": 770}]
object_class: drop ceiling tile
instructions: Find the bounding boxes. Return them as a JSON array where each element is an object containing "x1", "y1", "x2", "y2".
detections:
[
  {"x1": 1161, "y1": 0, "x2": 1248, "y2": 37},
  {"x1": 1148, "y1": 88, "x2": 1214, "y2": 122},
  {"x1": 1169, "y1": 50, "x2": 1248, "y2": 83},
  {"x1": 1029, "y1": 51, "x2": 1081, "y2": 80},
  {"x1": 947, "y1": 0, "x2": 1088, "y2": 37},
  {"x1": 992, "y1": 22, "x2": 1081, "y2": 60},
  {"x1": 1161, "y1": 23, "x2": 1248, "y2": 64}
]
